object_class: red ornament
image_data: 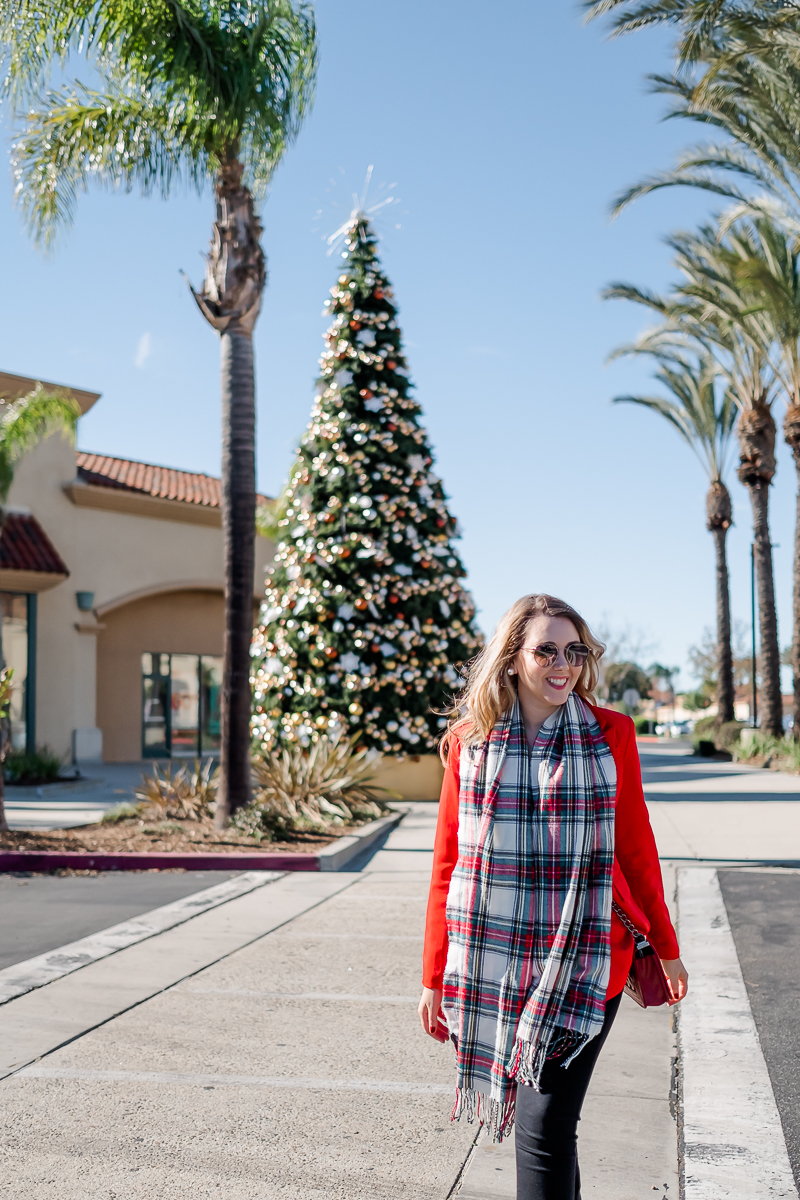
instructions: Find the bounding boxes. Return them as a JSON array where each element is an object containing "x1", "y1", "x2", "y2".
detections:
[
  {"x1": 387, "y1": 361, "x2": 396, "y2": 370},
  {"x1": 436, "y1": 518, "x2": 446, "y2": 528},
  {"x1": 375, "y1": 289, "x2": 384, "y2": 299},
  {"x1": 325, "y1": 647, "x2": 338, "y2": 659},
  {"x1": 355, "y1": 598, "x2": 368, "y2": 611},
  {"x1": 388, "y1": 594, "x2": 399, "y2": 604},
  {"x1": 350, "y1": 320, "x2": 361, "y2": 329},
  {"x1": 387, "y1": 423, "x2": 397, "y2": 432},
  {"x1": 359, "y1": 389, "x2": 373, "y2": 398}
]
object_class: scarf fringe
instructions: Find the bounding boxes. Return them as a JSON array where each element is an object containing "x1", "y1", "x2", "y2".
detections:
[
  {"x1": 508, "y1": 1029, "x2": 591, "y2": 1089},
  {"x1": 451, "y1": 1086, "x2": 516, "y2": 1143}
]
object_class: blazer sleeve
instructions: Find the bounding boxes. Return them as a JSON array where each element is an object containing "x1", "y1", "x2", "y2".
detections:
[
  {"x1": 422, "y1": 739, "x2": 461, "y2": 989},
  {"x1": 614, "y1": 719, "x2": 680, "y2": 961}
]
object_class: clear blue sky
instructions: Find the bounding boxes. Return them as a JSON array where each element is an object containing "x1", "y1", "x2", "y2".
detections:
[{"x1": 1, "y1": 1, "x2": 794, "y2": 686}]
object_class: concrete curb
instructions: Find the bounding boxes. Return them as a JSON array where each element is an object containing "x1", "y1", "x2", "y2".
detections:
[
  {"x1": 677, "y1": 867, "x2": 798, "y2": 1198},
  {"x1": 0, "y1": 870, "x2": 284, "y2": 1006},
  {"x1": 0, "y1": 808, "x2": 407, "y2": 874}
]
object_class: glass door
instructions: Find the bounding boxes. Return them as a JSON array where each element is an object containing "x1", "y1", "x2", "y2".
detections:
[
  {"x1": 141, "y1": 653, "x2": 224, "y2": 758},
  {"x1": 169, "y1": 654, "x2": 201, "y2": 757},
  {"x1": 142, "y1": 652, "x2": 169, "y2": 757},
  {"x1": 200, "y1": 656, "x2": 223, "y2": 753}
]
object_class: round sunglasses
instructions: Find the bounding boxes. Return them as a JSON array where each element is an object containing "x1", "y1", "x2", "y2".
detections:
[{"x1": 521, "y1": 642, "x2": 590, "y2": 668}]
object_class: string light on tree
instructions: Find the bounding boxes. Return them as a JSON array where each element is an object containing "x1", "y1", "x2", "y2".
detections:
[{"x1": 252, "y1": 214, "x2": 482, "y2": 754}]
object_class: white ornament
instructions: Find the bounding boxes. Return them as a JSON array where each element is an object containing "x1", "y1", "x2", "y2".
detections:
[
  {"x1": 395, "y1": 564, "x2": 413, "y2": 576},
  {"x1": 364, "y1": 397, "x2": 382, "y2": 412},
  {"x1": 440, "y1": 599, "x2": 451, "y2": 618},
  {"x1": 338, "y1": 603, "x2": 354, "y2": 619},
  {"x1": 380, "y1": 642, "x2": 396, "y2": 657},
  {"x1": 407, "y1": 454, "x2": 426, "y2": 474},
  {"x1": 340, "y1": 652, "x2": 361, "y2": 673},
  {"x1": 334, "y1": 369, "x2": 353, "y2": 386}
]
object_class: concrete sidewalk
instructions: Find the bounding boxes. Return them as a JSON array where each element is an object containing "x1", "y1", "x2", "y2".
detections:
[
  {"x1": 3, "y1": 747, "x2": 799, "y2": 1197},
  {"x1": 5, "y1": 762, "x2": 146, "y2": 830}
]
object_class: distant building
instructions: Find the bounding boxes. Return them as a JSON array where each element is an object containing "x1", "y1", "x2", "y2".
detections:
[{"x1": 0, "y1": 371, "x2": 274, "y2": 765}]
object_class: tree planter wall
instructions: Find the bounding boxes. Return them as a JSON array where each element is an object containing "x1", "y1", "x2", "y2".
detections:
[{"x1": 370, "y1": 753, "x2": 443, "y2": 801}]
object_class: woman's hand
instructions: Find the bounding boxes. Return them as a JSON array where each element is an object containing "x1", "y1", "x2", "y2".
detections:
[
  {"x1": 661, "y1": 957, "x2": 689, "y2": 1005},
  {"x1": 418, "y1": 987, "x2": 449, "y2": 1042}
]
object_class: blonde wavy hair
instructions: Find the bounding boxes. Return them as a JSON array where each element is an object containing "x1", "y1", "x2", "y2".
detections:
[{"x1": 441, "y1": 594, "x2": 605, "y2": 761}]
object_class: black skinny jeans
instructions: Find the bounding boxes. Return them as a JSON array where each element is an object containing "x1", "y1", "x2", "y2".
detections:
[{"x1": 514, "y1": 992, "x2": 622, "y2": 1200}]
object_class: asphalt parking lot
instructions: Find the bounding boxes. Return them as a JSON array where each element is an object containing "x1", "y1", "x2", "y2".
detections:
[{"x1": 0, "y1": 871, "x2": 243, "y2": 970}]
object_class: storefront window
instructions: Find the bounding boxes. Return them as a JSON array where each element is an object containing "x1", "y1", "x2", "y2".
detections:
[
  {"x1": 0, "y1": 592, "x2": 30, "y2": 750},
  {"x1": 141, "y1": 652, "x2": 223, "y2": 758}
]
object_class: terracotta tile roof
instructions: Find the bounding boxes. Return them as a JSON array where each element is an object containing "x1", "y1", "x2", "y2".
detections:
[
  {"x1": 76, "y1": 452, "x2": 224, "y2": 508},
  {"x1": 0, "y1": 513, "x2": 69, "y2": 576}
]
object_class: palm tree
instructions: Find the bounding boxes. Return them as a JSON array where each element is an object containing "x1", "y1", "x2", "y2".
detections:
[
  {"x1": 715, "y1": 216, "x2": 800, "y2": 736},
  {"x1": 1, "y1": 1, "x2": 318, "y2": 824},
  {"x1": 608, "y1": 348, "x2": 738, "y2": 724},
  {"x1": 0, "y1": 386, "x2": 79, "y2": 832},
  {"x1": 605, "y1": 222, "x2": 785, "y2": 736}
]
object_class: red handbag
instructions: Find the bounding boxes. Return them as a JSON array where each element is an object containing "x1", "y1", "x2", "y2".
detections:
[{"x1": 612, "y1": 901, "x2": 672, "y2": 1008}]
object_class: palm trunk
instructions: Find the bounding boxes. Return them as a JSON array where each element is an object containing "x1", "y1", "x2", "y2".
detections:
[
  {"x1": 748, "y1": 481, "x2": 783, "y2": 736},
  {"x1": 738, "y1": 399, "x2": 782, "y2": 738},
  {"x1": 190, "y1": 154, "x2": 265, "y2": 825},
  {"x1": 218, "y1": 330, "x2": 256, "y2": 820},
  {"x1": 707, "y1": 480, "x2": 735, "y2": 725},
  {"x1": 784, "y1": 405, "x2": 800, "y2": 740}
]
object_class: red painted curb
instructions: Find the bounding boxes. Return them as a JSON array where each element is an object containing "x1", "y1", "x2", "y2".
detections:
[{"x1": 0, "y1": 851, "x2": 320, "y2": 873}]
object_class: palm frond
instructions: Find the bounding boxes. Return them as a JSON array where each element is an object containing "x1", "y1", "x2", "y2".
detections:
[
  {"x1": 3, "y1": 1, "x2": 317, "y2": 212},
  {"x1": 0, "y1": 386, "x2": 80, "y2": 503},
  {"x1": 11, "y1": 83, "x2": 203, "y2": 242}
]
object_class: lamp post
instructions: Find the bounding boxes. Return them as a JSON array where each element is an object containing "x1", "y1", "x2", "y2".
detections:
[{"x1": 751, "y1": 543, "x2": 757, "y2": 727}]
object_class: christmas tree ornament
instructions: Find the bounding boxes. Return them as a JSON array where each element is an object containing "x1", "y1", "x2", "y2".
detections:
[{"x1": 251, "y1": 214, "x2": 482, "y2": 753}]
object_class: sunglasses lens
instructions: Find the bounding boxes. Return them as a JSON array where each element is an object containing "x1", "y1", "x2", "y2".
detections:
[
  {"x1": 566, "y1": 644, "x2": 590, "y2": 667},
  {"x1": 533, "y1": 643, "x2": 558, "y2": 666}
]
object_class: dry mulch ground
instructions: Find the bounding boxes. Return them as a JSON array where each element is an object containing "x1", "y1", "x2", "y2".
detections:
[{"x1": 0, "y1": 815, "x2": 348, "y2": 855}]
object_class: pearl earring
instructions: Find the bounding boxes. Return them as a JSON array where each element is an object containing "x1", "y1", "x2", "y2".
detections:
[{"x1": 507, "y1": 666, "x2": 516, "y2": 675}]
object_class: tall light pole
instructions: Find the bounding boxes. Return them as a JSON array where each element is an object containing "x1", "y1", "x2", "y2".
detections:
[{"x1": 751, "y1": 542, "x2": 758, "y2": 727}]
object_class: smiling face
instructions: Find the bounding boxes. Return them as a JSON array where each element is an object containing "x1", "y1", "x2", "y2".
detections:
[{"x1": 512, "y1": 615, "x2": 584, "y2": 712}]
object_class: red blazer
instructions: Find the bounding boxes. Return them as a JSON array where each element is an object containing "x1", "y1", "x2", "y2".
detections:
[{"x1": 422, "y1": 705, "x2": 679, "y2": 999}]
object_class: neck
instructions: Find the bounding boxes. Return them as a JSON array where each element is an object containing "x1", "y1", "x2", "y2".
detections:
[{"x1": 516, "y1": 687, "x2": 562, "y2": 746}]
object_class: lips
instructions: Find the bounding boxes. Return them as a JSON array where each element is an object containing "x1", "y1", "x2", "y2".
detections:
[{"x1": 546, "y1": 677, "x2": 569, "y2": 689}]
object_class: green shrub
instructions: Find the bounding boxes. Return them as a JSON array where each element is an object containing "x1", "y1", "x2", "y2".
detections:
[
  {"x1": 4, "y1": 746, "x2": 64, "y2": 785},
  {"x1": 733, "y1": 730, "x2": 782, "y2": 761},
  {"x1": 717, "y1": 720, "x2": 747, "y2": 750},
  {"x1": 101, "y1": 802, "x2": 141, "y2": 824},
  {"x1": 693, "y1": 715, "x2": 716, "y2": 740},
  {"x1": 634, "y1": 717, "x2": 657, "y2": 735}
]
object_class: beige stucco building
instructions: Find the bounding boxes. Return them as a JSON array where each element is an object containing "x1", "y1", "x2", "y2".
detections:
[{"x1": 0, "y1": 371, "x2": 274, "y2": 765}]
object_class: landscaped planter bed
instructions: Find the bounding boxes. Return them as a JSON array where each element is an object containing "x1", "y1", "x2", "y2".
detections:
[{"x1": 0, "y1": 810, "x2": 405, "y2": 873}]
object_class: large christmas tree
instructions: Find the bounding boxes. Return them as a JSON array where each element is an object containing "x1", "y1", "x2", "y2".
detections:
[{"x1": 252, "y1": 215, "x2": 482, "y2": 755}]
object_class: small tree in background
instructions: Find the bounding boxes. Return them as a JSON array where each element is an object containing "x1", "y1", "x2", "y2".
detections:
[{"x1": 252, "y1": 215, "x2": 482, "y2": 754}]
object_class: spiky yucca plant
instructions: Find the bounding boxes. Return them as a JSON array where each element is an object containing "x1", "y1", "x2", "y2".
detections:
[
  {"x1": 135, "y1": 758, "x2": 219, "y2": 821},
  {"x1": 234, "y1": 731, "x2": 396, "y2": 840}
]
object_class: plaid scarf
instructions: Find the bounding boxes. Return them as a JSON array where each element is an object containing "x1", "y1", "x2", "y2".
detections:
[{"x1": 441, "y1": 694, "x2": 616, "y2": 1141}]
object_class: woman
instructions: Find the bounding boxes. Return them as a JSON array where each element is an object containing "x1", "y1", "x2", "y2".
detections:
[{"x1": 418, "y1": 594, "x2": 687, "y2": 1200}]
